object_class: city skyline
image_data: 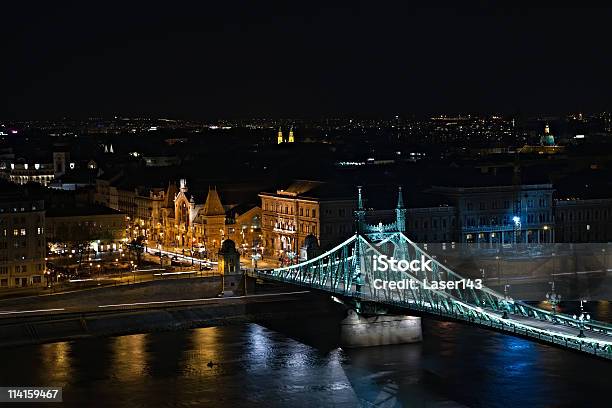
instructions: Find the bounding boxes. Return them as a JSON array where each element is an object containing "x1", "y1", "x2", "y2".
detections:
[{"x1": 1, "y1": 3, "x2": 612, "y2": 407}]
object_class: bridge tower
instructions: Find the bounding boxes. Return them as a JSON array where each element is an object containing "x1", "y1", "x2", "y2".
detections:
[
  {"x1": 396, "y1": 186, "x2": 406, "y2": 233},
  {"x1": 340, "y1": 185, "x2": 422, "y2": 347},
  {"x1": 354, "y1": 186, "x2": 366, "y2": 233}
]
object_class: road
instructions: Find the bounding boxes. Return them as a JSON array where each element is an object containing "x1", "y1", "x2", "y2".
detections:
[{"x1": 0, "y1": 290, "x2": 311, "y2": 319}]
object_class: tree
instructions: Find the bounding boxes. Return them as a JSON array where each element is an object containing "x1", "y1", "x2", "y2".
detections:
[{"x1": 129, "y1": 236, "x2": 146, "y2": 266}]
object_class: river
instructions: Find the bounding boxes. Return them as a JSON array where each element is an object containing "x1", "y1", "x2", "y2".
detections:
[{"x1": 1, "y1": 302, "x2": 612, "y2": 407}]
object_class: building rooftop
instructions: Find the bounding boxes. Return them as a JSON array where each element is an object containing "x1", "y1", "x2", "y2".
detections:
[
  {"x1": 46, "y1": 205, "x2": 124, "y2": 218},
  {"x1": 261, "y1": 180, "x2": 355, "y2": 201},
  {"x1": 201, "y1": 188, "x2": 226, "y2": 216}
]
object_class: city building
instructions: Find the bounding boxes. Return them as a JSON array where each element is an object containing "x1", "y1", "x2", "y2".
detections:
[
  {"x1": 519, "y1": 124, "x2": 565, "y2": 154},
  {"x1": 555, "y1": 198, "x2": 612, "y2": 242},
  {"x1": 45, "y1": 205, "x2": 127, "y2": 252},
  {"x1": 259, "y1": 180, "x2": 356, "y2": 260},
  {"x1": 0, "y1": 183, "x2": 46, "y2": 289},
  {"x1": 428, "y1": 183, "x2": 555, "y2": 245},
  {"x1": 1, "y1": 162, "x2": 55, "y2": 186},
  {"x1": 94, "y1": 170, "x2": 172, "y2": 244},
  {"x1": 164, "y1": 180, "x2": 261, "y2": 258}
]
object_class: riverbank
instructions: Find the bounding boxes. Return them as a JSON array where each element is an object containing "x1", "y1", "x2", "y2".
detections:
[{"x1": 0, "y1": 290, "x2": 337, "y2": 348}]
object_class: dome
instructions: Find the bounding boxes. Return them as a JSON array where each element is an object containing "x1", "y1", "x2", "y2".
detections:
[{"x1": 220, "y1": 239, "x2": 236, "y2": 253}]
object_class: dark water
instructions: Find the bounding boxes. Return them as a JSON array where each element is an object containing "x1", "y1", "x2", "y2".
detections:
[{"x1": 2, "y1": 305, "x2": 612, "y2": 408}]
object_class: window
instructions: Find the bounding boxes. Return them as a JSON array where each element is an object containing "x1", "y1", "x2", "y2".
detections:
[
  {"x1": 13, "y1": 229, "x2": 18, "y2": 236},
  {"x1": 306, "y1": 209, "x2": 310, "y2": 217},
  {"x1": 312, "y1": 210, "x2": 316, "y2": 218},
  {"x1": 20, "y1": 229, "x2": 26, "y2": 236},
  {"x1": 32, "y1": 276, "x2": 42, "y2": 284},
  {"x1": 0, "y1": 279, "x2": 7, "y2": 287},
  {"x1": 300, "y1": 208, "x2": 303, "y2": 216}
]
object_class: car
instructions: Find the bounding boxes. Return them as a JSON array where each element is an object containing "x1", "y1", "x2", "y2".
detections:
[{"x1": 154, "y1": 251, "x2": 162, "y2": 257}]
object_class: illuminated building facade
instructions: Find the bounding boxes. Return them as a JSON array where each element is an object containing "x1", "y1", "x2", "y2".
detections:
[
  {"x1": 0, "y1": 185, "x2": 46, "y2": 289},
  {"x1": 164, "y1": 180, "x2": 261, "y2": 258},
  {"x1": 519, "y1": 123, "x2": 565, "y2": 154},
  {"x1": 45, "y1": 206, "x2": 127, "y2": 252},
  {"x1": 259, "y1": 181, "x2": 356, "y2": 260},
  {"x1": 429, "y1": 184, "x2": 555, "y2": 244},
  {"x1": 95, "y1": 175, "x2": 261, "y2": 257}
]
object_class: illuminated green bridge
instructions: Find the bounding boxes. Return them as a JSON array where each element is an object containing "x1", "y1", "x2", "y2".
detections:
[{"x1": 253, "y1": 187, "x2": 612, "y2": 360}]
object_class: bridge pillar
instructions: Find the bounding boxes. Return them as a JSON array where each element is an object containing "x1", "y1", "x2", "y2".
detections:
[{"x1": 339, "y1": 309, "x2": 422, "y2": 348}]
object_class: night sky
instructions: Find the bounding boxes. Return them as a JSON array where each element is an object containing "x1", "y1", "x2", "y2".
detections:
[{"x1": 2, "y1": 1, "x2": 612, "y2": 119}]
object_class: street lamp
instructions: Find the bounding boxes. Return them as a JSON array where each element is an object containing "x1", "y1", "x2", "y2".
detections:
[
  {"x1": 495, "y1": 255, "x2": 500, "y2": 282},
  {"x1": 573, "y1": 299, "x2": 590, "y2": 338},
  {"x1": 512, "y1": 216, "x2": 521, "y2": 245}
]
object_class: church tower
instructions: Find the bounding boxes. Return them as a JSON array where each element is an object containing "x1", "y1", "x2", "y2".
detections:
[
  {"x1": 277, "y1": 127, "x2": 283, "y2": 144},
  {"x1": 288, "y1": 126, "x2": 294, "y2": 143}
]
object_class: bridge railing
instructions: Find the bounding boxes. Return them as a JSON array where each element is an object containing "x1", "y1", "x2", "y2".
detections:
[{"x1": 395, "y1": 233, "x2": 612, "y2": 337}]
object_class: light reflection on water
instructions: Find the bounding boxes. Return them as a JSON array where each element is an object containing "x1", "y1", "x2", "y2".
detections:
[
  {"x1": 112, "y1": 333, "x2": 148, "y2": 382},
  {"x1": 39, "y1": 341, "x2": 72, "y2": 384},
  {"x1": 0, "y1": 304, "x2": 611, "y2": 407}
]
